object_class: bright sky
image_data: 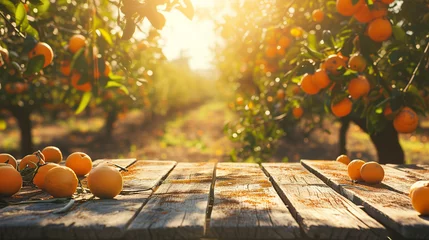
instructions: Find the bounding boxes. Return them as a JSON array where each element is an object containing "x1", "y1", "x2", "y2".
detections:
[{"x1": 159, "y1": 0, "x2": 218, "y2": 70}]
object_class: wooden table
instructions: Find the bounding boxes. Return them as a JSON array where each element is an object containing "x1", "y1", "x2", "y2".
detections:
[{"x1": 1, "y1": 159, "x2": 429, "y2": 240}]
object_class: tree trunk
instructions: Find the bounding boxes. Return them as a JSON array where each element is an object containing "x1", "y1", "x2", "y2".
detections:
[
  {"x1": 105, "y1": 110, "x2": 118, "y2": 138},
  {"x1": 351, "y1": 118, "x2": 404, "y2": 164},
  {"x1": 9, "y1": 107, "x2": 33, "y2": 156},
  {"x1": 339, "y1": 118, "x2": 350, "y2": 156}
]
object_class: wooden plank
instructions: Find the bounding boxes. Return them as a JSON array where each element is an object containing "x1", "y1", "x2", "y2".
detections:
[
  {"x1": 301, "y1": 160, "x2": 429, "y2": 239},
  {"x1": 207, "y1": 163, "x2": 300, "y2": 240},
  {"x1": 387, "y1": 164, "x2": 429, "y2": 179},
  {"x1": 0, "y1": 159, "x2": 176, "y2": 240},
  {"x1": 262, "y1": 163, "x2": 387, "y2": 239},
  {"x1": 126, "y1": 162, "x2": 214, "y2": 240}
]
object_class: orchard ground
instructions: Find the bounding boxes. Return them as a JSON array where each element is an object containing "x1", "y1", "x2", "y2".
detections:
[{"x1": 0, "y1": 99, "x2": 428, "y2": 164}]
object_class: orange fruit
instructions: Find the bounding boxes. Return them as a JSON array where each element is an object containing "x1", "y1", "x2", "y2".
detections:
[
  {"x1": 19, "y1": 153, "x2": 45, "y2": 171},
  {"x1": 87, "y1": 163, "x2": 123, "y2": 199},
  {"x1": 370, "y1": 2, "x2": 388, "y2": 19},
  {"x1": 323, "y1": 55, "x2": 347, "y2": 76},
  {"x1": 0, "y1": 153, "x2": 17, "y2": 169},
  {"x1": 41, "y1": 146, "x2": 63, "y2": 163},
  {"x1": 28, "y1": 42, "x2": 54, "y2": 68},
  {"x1": 409, "y1": 180, "x2": 429, "y2": 197},
  {"x1": 65, "y1": 152, "x2": 93, "y2": 176},
  {"x1": 236, "y1": 97, "x2": 244, "y2": 105},
  {"x1": 360, "y1": 162, "x2": 384, "y2": 184},
  {"x1": 277, "y1": 89, "x2": 285, "y2": 100},
  {"x1": 410, "y1": 181, "x2": 429, "y2": 215},
  {"x1": 60, "y1": 60, "x2": 71, "y2": 76},
  {"x1": 367, "y1": 18, "x2": 392, "y2": 42},
  {"x1": 0, "y1": 163, "x2": 22, "y2": 197},
  {"x1": 299, "y1": 74, "x2": 320, "y2": 95},
  {"x1": 312, "y1": 69, "x2": 331, "y2": 89},
  {"x1": 312, "y1": 9, "x2": 324, "y2": 22},
  {"x1": 71, "y1": 71, "x2": 92, "y2": 92},
  {"x1": 336, "y1": 0, "x2": 364, "y2": 16},
  {"x1": 348, "y1": 55, "x2": 367, "y2": 72},
  {"x1": 393, "y1": 107, "x2": 419, "y2": 133},
  {"x1": 353, "y1": 4, "x2": 372, "y2": 23},
  {"x1": 276, "y1": 46, "x2": 286, "y2": 56},
  {"x1": 290, "y1": 27, "x2": 303, "y2": 37},
  {"x1": 292, "y1": 106, "x2": 304, "y2": 119},
  {"x1": 265, "y1": 45, "x2": 277, "y2": 58},
  {"x1": 68, "y1": 34, "x2": 86, "y2": 54},
  {"x1": 278, "y1": 36, "x2": 292, "y2": 48},
  {"x1": 331, "y1": 98, "x2": 353, "y2": 117},
  {"x1": 348, "y1": 75, "x2": 370, "y2": 99},
  {"x1": 347, "y1": 159, "x2": 366, "y2": 181},
  {"x1": 44, "y1": 166, "x2": 78, "y2": 198},
  {"x1": 32, "y1": 163, "x2": 59, "y2": 189},
  {"x1": 104, "y1": 61, "x2": 111, "y2": 76},
  {"x1": 336, "y1": 154, "x2": 351, "y2": 165}
]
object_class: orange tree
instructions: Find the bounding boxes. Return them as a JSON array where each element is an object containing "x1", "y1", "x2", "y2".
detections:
[
  {"x1": 217, "y1": 0, "x2": 428, "y2": 164},
  {"x1": 0, "y1": 0, "x2": 194, "y2": 155}
]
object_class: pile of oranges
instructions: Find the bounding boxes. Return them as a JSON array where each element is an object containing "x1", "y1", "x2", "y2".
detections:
[
  {"x1": 336, "y1": 154, "x2": 429, "y2": 215},
  {"x1": 0, "y1": 147, "x2": 123, "y2": 200}
]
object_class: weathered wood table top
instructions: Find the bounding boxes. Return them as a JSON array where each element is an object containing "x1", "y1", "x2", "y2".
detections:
[{"x1": 1, "y1": 159, "x2": 429, "y2": 240}]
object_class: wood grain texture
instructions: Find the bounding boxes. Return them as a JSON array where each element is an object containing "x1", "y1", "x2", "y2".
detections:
[
  {"x1": 262, "y1": 163, "x2": 387, "y2": 239},
  {"x1": 0, "y1": 159, "x2": 175, "y2": 240},
  {"x1": 126, "y1": 162, "x2": 215, "y2": 240},
  {"x1": 207, "y1": 163, "x2": 300, "y2": 240},
  {"x1": 387, "y1": 164, "x2": 429, "y2": 179},
  {"x1": 301, "y1": 160, "x2": 429, "y2": 239}
]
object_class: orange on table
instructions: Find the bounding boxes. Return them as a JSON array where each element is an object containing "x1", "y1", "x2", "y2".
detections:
[
  {"x1": 44, "y1": 166, "x2": 78, "y2": 198},
  {"x1": 323, "y1": 55, "x2": 347, "y2": 76},
  {"x1": 312, "y1": 69, "x2": 331, "y2": 89},
  {"x1": 312, "y1": 9, "x2": 324, "y2": 22},
  {"x1": 299, "y1": 74, "x2": 320, "y2": 95},
  {"x1": 68, "y1": 34, "x2": 86, "y2": 53},
  {"x1": 331, "y1": 98, "x2": 353, "y2": 117},
  {"x1": 0, "y1": 153, "x2": 17, "y2": 169},
  {"x1": 32, "y1": 163, "x2": 59, "y2": 189},
  {"x1": 393, "y1": 107, "x2": 419, "y2": 133},
  {"x1": 71, "y1": 71, "x2": 92, "y2": 92},
  {"x1": 347, "y1": 159, "x2": 366, "y2": 181},
  {"x1": 410, "y1": 181, "x2": 429, "y2": 215},
  {"x1": 0, "y1": 163, "x2": 22, "y2": 197},
  {"x1": 19, "y1": 153, "x2": 45, "y2": 171},
  {"x1": 360, "y1": 162, "x2": 384, "y2": 184},
  {"x1": 409, "y1": 180, "x2": 429, "y2": 197},
  {"x1": 65, "y1": 152, "x2": 93, "y2": 176},
  {"x1": 367, "y1": 18, "x2": 392, "y2": 42},
  {"x1": 336, "y1": 154, "x2": 351, "y2": 165},
  {"x1": 348, "y1": 75, "x2": 370, "y2": 99},
  {"x1": 42, "y1": 146, "x2": 63, "y2": 163},
  {"x1": 88, "y1": 163, "x2": 123, "y2": 199},
  {"x1": 348, "y1": 55, "x2": 367, "y2": 72},
  {"x1": 353, "y1": 4, "x2": 372, "y2": 23},
  {"x1": 336, "y1": 0, "x2": 364, "y2": 16},
  {"x1": 292, "y1": 106, "x2": 304, "y2": 119},
  {"x1": 28, "y1": 42, "x2": 54, "y2": 68}
]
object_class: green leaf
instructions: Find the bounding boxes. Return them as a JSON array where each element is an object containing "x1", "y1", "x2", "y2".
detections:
[
  {"x1": 75, "y1": 92, "x2": 92, "y2": 114},
  {"x1": 97, "y1": 29, "x2": 113, "y2": 46},
  {"x1": 15, "y1": 3, "x2": 26, "y2": 27},
  {"x1": 0, "y1": 0, "x2": 16, "y2": 14},
  {"x1": 31, "y1": 0, "x2": 50, "y2": 14},
  {"x1": 70, "y1": 48, "x2": 84, "y2": 71},
  {"x1": 392, "y1": 26, "x2": 407, "y2": 43},
  {"x1": 25, "y1": 55, "x2": 44, "y2": 74},
  {"x1": 106, "y1": 81, "x2": 129, "y2": 95},
  {"x1": 307, "y1": 33, "x2": 317, "y2": 52}
]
